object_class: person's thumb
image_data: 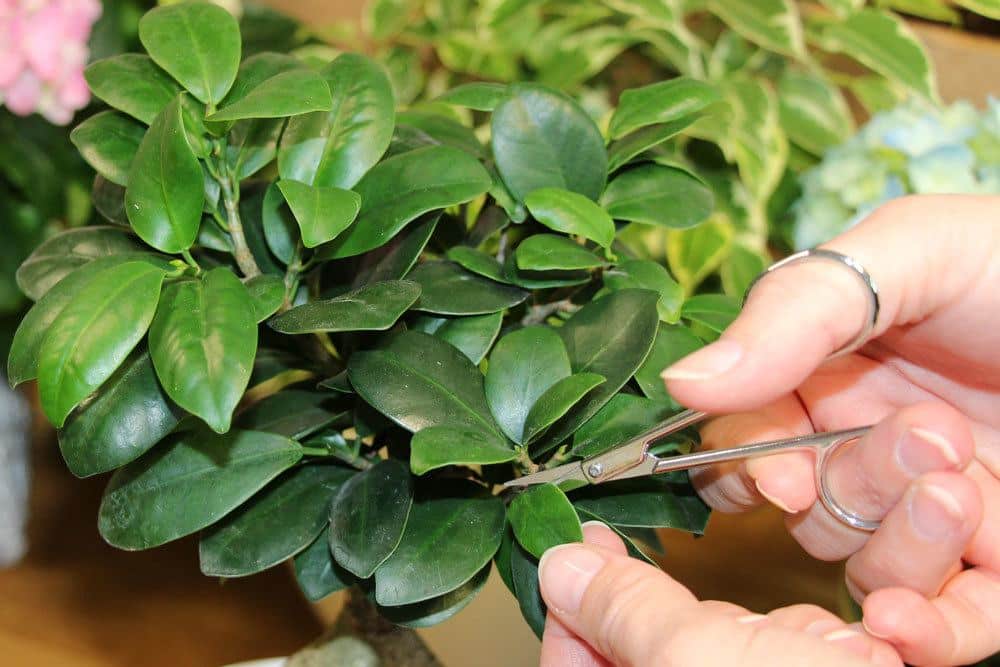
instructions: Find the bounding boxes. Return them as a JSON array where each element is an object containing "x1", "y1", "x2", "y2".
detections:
[
  {"x1": 662, "y1": 195, "x2": 1000, "y2": 413},
  {"x1": 537, "y1": 542, "x2": 875, "y2": 667}
]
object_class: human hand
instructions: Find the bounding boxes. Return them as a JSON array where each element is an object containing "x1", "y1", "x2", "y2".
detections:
[
  {"x1": 662, "y1": 195, "x2": 1000, "y2": 666},
  {"x1": 538, "y1": 522, "x2": 904, "y2": 666}
]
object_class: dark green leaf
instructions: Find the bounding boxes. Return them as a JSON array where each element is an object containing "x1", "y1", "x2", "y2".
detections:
[
  {"x1": 261, "y1": 182, "x2": 297, "y2": 264},
  {"x1": 408, "y1": 261, "x2": 527, "y2": 316},
  {"x1": 138, "y1": 2, "x2": 241, "y2": 105},
  {"x1": 38, "y1": 261, "x2": 166, "y2": 427},
  {"x1": 634, "y1": 325, "x2": 704, "y2": 401},
  {"x1": 329, "y1": 459, "x2": 413, "y2": 579},
  {"x1": 277, "y1": 179, "x2": 361, "y2": 248},
  {"x1": 84, "y1": 54, "x2": 181, "y2": 124},
  {"x1": 575, "y1": 507, "x2": 657, "y2": 565},
  {"x1": 492, "y1": 83, "x2": 606, "y2": 203},
  {"x1": 199, "y1": 463, "x2": 353, "y2": 577},
  {"x1": 294, "y1": 528, "x2": 354, "y2": 601},
  {"x1": 348, "y1": 331, "x2": 501, "y2": 436},
  {"x1": 352, "y1": 212, "x2": 440, "y2": 287},
  {"x1": 396, "y1": 110, "x2": 485, "y2": 158},
  {"x1": 522, "y1": 373, "x2": 605, "y2": 445},
  {"x1": 445, "y1": 246, "x2": 509, "y2": 283},
  {"x1": 98, "y1": 428, "x2": 303, "y2": 549},
  {"x1": 606, "y1": 116, "x2": 701, "y2": 173},
  {"x1": 572, "y1": 477, "x2": 710, "y2": 532},
  {"x1": 70, "y1": 111, "x2": 145, "y2": 186},
  {"x1": 227, "y1": 118, "x2": 284, "y2": 180},
  {"x1": 270, "y1": 280, "x2": 420, "y2": 334},
  {"x1": 485, "y1": 326, "x2": 571, "y2": 445},
  {"x1": 436, "y1": 82, "x2": 509, "y2": 111},
  {"x1": 58, "y1": 351, "x2": 183, "y2": 478},
  {"x1": 410, "y1": 426, "x2": 516, "y2": 475},
  {"x1": 208, "y1": 68, "x2": 332, "y2": 122},
  {"x1": 681, "y1": 294, "x2": 740, "y2": 335},
  {"x1": 601, "y1": 165, "x2": 713, "y2": 229},
  {"x1": 317, "y1": 372, "x2": 353, "y2": 394},
  {"x1": 237, "y1": 390, "x2": 343, "y2": 439},
  {"x1": 412, "y1": 312, "x2": 503, "y2": 365},
  {"x1": 148, "y1": 268, "x2": 258, "y2": 434},
  {"x1": 525, "y1": 188, "x2": 615, "y2": 247},
  {"x1": 515, "y1": 234, "x2": 606, "y2": 272},
  {"x1": 608, "y1": 78, "x2": 721, "y2": 139},
  {"x1": 572, "y1": 394, "x2": 675, "y2": 458},
  {"x1": 511, "y1": 541, "x2": 546, "y2": 639},
  {"x1": 244, "y1": 274, "x2": 285, "y2": 323},
  {"x1": 509, "y1": 483, "x2": 583, "y2": 559},
  {"x1": 604, "y1": 259, "x2": 684, "y2": 322},
  {"x1": 92, "y1": 175, "x2": 129, "y2": 225},
  {"x1": 502, "y1": 255, "x2": 590, "y2": 290},
  {"x1": 374, "y1": 485, "x2": 505, "y2": 606},
  {"x1": 378, "y1": 564, "x2": 491, "y2": 628},
  {"x1": 319, "y1": 146, "x2": 492, "y2": 259},
  {"x1": 495, "y1": 523, "x2": 516, "y2": 594},
  {"x1": 536, "y1": 289, "x2": 660, "y2": 453},
  {"x1": 125, "y1": 95, "x2": 204, "y2": 253},
  {"x1": 278, "y1": 53, "x2": 395, "y2": 189}
]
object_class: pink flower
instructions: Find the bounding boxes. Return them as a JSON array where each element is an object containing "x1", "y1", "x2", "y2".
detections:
[{"x1": 0, "y1": 0, "x2": 101, "y2": 125}]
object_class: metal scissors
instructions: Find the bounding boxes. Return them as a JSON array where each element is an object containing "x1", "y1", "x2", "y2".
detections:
[{"x1": 505, "y1": 248, "x2": 885, "y2": 532}]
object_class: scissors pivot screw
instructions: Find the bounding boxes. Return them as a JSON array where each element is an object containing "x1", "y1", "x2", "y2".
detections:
[{"x1": 587, "y1": 463, "x2": 605, "y2": 478}]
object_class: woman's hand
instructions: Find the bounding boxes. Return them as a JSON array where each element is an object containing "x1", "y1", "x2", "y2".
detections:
[{"x1": 660, "y1": 195, "x2": 1000, "y2": 666}]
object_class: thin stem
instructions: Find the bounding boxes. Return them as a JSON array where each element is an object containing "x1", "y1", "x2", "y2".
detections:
[
  {"x1": 279, "y1": 240, "x2": 304, "y2": 313},
  {"x1": 210, "y1": 139, "x2": 261, "y2": 278},
  {"x1": 181, "y1": 249, "x2": 201, "y2": 273},
  {"x1": 300, "y1": 446, "x2": 335, "y2": 457}
]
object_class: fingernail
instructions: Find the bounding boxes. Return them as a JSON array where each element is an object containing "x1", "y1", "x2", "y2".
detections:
[
  {"x1": 737, "y1": 614, "x2": 768, "y2": 624},
  {"x1": 909, "y1": 482, "x2": 964, "y2": 541},
  {"x1": 661, "y1": 340, "x2": 743, "y2": 382},
  {"x1": 805, "y1": 619, "x2": 844, "y2": 636},
  {"x1": 861, "y1": 618, "x2": 892, "y2": 641},
  {"x1": 538, "y1": 544, "x2": 607, "y2": 615},
  {"x1": 896, "y1": 427, "x2": 961, "y2": 477},
  {"x1": 823, "y1": 628, "x2": 862, "y2": 643},
  {"x1": 580, "y1": 520, "x2": 609, "y2": 530},
  {"x1": 755, "y1": 480, "x2": 798, "y2": 514}
]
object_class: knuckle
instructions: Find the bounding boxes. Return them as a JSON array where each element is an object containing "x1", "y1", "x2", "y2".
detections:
[{"x1": 660, "y1": 613, "x2": 751, "y2": 667}]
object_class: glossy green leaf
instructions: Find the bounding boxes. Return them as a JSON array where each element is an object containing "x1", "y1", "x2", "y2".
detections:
[
  {"x1": 413, "y1": 312, "x2": 503, "y2": 364},
  {"x1": 208, "y1": 69, "x2": 332, "y2": 122},
  {"x1": 720, "y1": 243, "x2": 768, "y2": 298},
  {"x1": 492, "y1": 84, "x2": 607, "y2": 203},
  {"x1": 226, "y1": 118, "x2": 284, "y2": 180},
  {"x1": 378, "y1": 563, "x2": 490, "y2": 628},
  {"x1": 148, "y1": 268, "x2": 258, "y2": 434},
  {"x1": 244, "y1": 274, "x2": 285, "y2": 323},
  {"x1": 408, "y1": 261, "x2": 527, "y2": 316},
  {"x1": 706, "y1": 0, "x2": 805, "y2": 58},
  {"x1": 778, "y1": 71, "x2": 854, "y2": 155},
  {"x1": 681, "y1": 294, "x2": 741, "y2": 335},
  {"x1": 277, "y1": 179, "x2": 361, "y2": 248},
  {"x1": 525, "y1": 188, "x2": 615, "y2": 248},
  {"x1": 502, "y1": 255, "x2": 591, "y2": 290},
  {"x1": 817, "y1": 8, "x2": 936, "y2": 101},
  {"x1": 495, "y1": 523, "x2": 516, "y2": 594},
  {"x1": 58, "y1": 351, "x2": 183, "y2": 478},
  {"x1": 374, "y1": 485, "x2": 505, "y2": 606},
  {"x1": 70, "y1": 112, "x2": 145, "y2": 187},
  {"x1": 396, "y1": 110, "x2": 485, "y2": 158},
  {"x1": 199, "y1": 464, "x2": 353, "y2": 577},
  {"x1": 138, "y1": 2, "x2": 241, "y2": 105},
  {"x1": 575, "y1": 507, "x2": 657, "y2": 565},
  {"x1": 572, "y1": 477, "x2": 710, "y2": 532},
  {"x1": 634, "y1": 325, "x2": 704, "y2": 401},
  {"x1": 608, "y1": 78, "x2": 721, "y2": 140},
  {"x1": 604, "y1": 259, "x2": 684, "y2": 323},
  {"x1": 15, "y1": 226, "x2": 147, "y2": 301},
  {"x1": 445, "y1": 246, "x2": 508, "y2": 283},
  {"x1": 535, "y1": 289, "x2": 660, "y2": 453},
  {"x1": 485, "y1": 326, "x2": 571, "y2": 445},
  {"x1": 85, "y1": 54, "x2": 181, "y2": 125},
  {"x1": 515, "y1": 235, "x2": 606, "y2": 272},
  {"x1": 509, "y1": 483, "x2": 582, "y2": 559},
  {"x1": 237, "y1": 390, "x2": 343, "y2": 439},
  {"x1": 260, "y1": 182, "x2": 297, "y2": 265},
  {"x1": 125, "y1": 95, "x2": 204, "y2": 253},
  {"x1": 410, "y1": 426, "x2": 516, "y2": 475},
  {"x1": 511, "y1": 541, "x2": 546, "y2": 639},
  {"x1": 92, "y1": 175, "x2": 129, "y2": 226},
  {"x1": 319, "y1": 146, "x2": 491, "y2": 259},
  {"x1": 294, "y1": 528, "x2": 354, "y2": 602},
  {"x1": 602, "y1": 165, "x2": 713, "y2": 230},
  {"x1": 522, "y1": 373, "x2": 605, "y2": 445},
  {"x1": 349, "y1": 331, "x2": 501, "y2": 436},
  {"x1": 606, "y1": 116, "x2": 700, "y2": 173},
  {"x1": 351, "y1": 212, "x2": 440, "y2": 287},
  {"x1": 666, "y1": 217, "x2": 734, "y2": 293},
  {"x1": 436, "y1": 82, "x2": 509, "y2": 111},
  {"x1": 38, "y1": 261, "x2": 166, "y2": 427},
  {"x1": 98, "y1": 428, "x2": 303, "y2": 550},
  {"x1": 278, "y1": 53, "x2": 395, "y2": 189},
  {"x1": 269, "y1": 280, "x2": 420, "y2": 334},
  {"x1": 329, "y1": 459, "x2": 413, "y2": 579},
  {"x1": 571, "y1": 394, "x2": 676, "y2": 458}
]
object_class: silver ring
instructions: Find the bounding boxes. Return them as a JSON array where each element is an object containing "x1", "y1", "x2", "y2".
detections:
[{"x1": 744, "y1": 249, "x2": 880, "y2": 359}]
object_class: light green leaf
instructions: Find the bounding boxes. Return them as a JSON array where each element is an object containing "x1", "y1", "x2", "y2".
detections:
[
  {"x1": 721, "y1": 76, "x2": 788, "y2": 203},
  {"x1": 436, "y1": 82, "x2": 509, "y2": 111},
  {"x1": 706, "y1": 0, "x2": 805, "y2": 57},
  {"x1": 413, "y1": 312, "x2": 503, "y2": 365},
  {"x1": 199, "y1": 464, "x2": 354, "y2": 577},
  {"x1": 571, "y1": 394, "x2": 676, "y2": 457},
  {"x1": 720, "y1": 243, "x2": 768, "y2": 297},
  {"x1": 138, "y1": 2, "x2": 241, "y2": 105},
  {"x1": 277, "y1": 179, "x2": 361, "y2": 248},
  {"x1": 602, "y1": 164, "x2": 713, "y2": 230},
  {"x1": 319, "y1": 146, "x2": 492, "y2": 259},
  {"x1": 207, "y1": 68, "x2": 333, "y2": 122},
  {"x1": 525, "y1": 188, "x2": 615, "y2": 248},
  {"x1": 522, "y1": 373, "x2": 606, "y2": 445},
  {"x1": 445, "y1": 246, "x2": 508, "y2": 283},
  {"x1": 408, "y1": 261, "x2": 528, "y2": 315},
  {"x1": 515, "y1": 235, "x2": 606, "y2": 272},
  {"x1": 295, "y1": 528, "x2": 354, "y2": 602},
  {"x1": 606, "y1": 116, "x2": 701, "y2": 173},
  {"x1": 509, "y1": 483, "x2": 582, "y2": 559},
  {"x1": 849, "y1": 74, "x2": 905, "y2": 116},
  {"x1": 410, "y1": 426, "x2": 516, "y2": 475},
  {"x1": 634, "y1": 325, "x2": 704, "y2": 401},
  {"x1": 278, "y1": 53, "x2": 395, "y2": 189},
  {"x1": 681, "y1": 294, "x2": 741, "y2": 335},
  {"x1": 604, "y1": 259, "x2": 684, "y2": 323},
  {"x1": 485, "y1": 326, "x2": 571, "y2": 445},
  {"x1": 125, "y1": 95, "x2": 204, "y2": 254},
  {"x1": 778, "y1": 71, "x2": 854, "y2": 155},
  {"x1": 70, "y1": 111, "x2": 145, "y2": 186},
  {"x1": 244, "y1": 274, "x2": 285, "y2": 323},
  {"x1": 609, "y1": 77, "x2": 721, "y2": 139},
  {"x1": 148, "y1": 268, "x2": 258, "y2": 434},
  {"x1": 85, "y1": 54, "x2": 181, "y2": 124},
  {"x1": 38, "y1": 261, "x2": 166, "y2": 427},
  {"x1": 955, "y1": 0, "x2": 1000, "y2": 19},
  {"x1": 667, "y1": 216, "x2": 734, "y2": 293},
  {"x1": 269, "y1": 280, "x2": 420, "y2": 334},
  {"x1": 98, "y1": 429, "x2": 303, "y2": 550},
  {"x1": 572, "y1": 477, "x2": 710, "y2": 532},
  {"x1": 492, "y1": 84, "x2": 607, "y2": 203}
]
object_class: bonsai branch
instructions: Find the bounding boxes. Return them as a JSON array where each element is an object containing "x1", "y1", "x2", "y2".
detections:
[{"x1": 210, "y1": 140, "x2": 261, "y2": 278}]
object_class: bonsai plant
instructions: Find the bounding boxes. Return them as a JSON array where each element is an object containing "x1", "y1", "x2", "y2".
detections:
[{"x1": 8, "y1": 1, "x2": 735, "y2": 661}]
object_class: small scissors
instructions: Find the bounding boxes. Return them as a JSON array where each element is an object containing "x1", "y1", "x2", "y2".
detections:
[{"x1": 505, "y1": 248, "x2": 885, "y2": 532}]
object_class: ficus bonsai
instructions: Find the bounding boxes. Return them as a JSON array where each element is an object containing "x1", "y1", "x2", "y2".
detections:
[{"x1": 8, "y1": 1, "x2": 738, "y2": 660}]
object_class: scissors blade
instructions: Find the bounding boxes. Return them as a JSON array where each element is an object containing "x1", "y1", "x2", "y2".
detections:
[{"x1": 502, "y1": 460, "x2": 588, "y2": 488}]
